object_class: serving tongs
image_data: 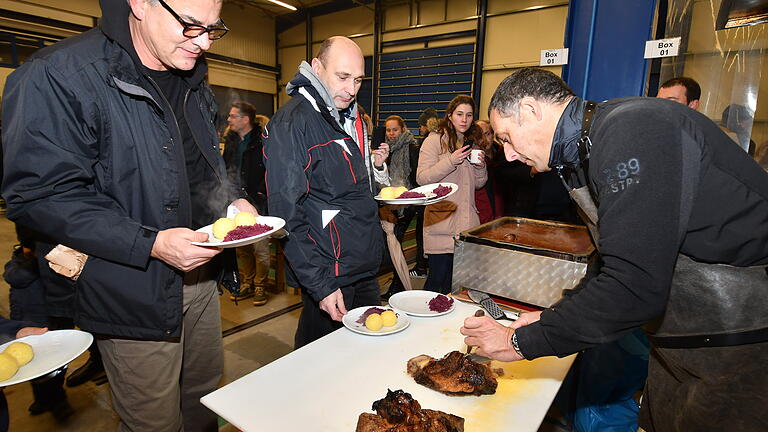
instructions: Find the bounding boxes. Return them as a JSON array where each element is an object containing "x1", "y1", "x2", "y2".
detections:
[{"x1": 467, "y1": 289, "x2": 520, "y2": 321}]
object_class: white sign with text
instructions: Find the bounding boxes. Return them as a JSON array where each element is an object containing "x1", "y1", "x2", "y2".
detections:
[
  {"x1": 644, "y1": 37, "x2": 681, "y2": 58},
  {"x1": 540, "y1": 48, "x2": 569, "y2": 66}
]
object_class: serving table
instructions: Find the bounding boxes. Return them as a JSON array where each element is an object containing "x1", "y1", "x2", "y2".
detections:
[{"x1": 202, "y1": 299, "x2": 574, "y2": 432}]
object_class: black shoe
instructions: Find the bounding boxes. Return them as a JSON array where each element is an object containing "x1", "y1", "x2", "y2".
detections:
[
  {"x1": 66, "y1": 357, "x2": 105, "y2": 387},
  {"x1": 409, "y1": 269, "x2": 427, "y2": 278}
]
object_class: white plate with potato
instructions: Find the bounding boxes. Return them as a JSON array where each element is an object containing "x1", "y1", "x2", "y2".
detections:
[
  {"x1": 192, "y1": 215, "x2": 285, "y2": 248},
  {"x1": 0, "y1": 330, "x2": 93, "y2": 387},
  {"x1": 375, "y1": 186, "x2": 436, "y2": 205},
  {"x1": 342, "y1": 306, "x2": 411, "y2": 336}
]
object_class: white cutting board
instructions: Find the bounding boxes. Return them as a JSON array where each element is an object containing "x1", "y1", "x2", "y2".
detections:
[{"x1": 202, "y1": 300, "x2": 574, "y2": 432}]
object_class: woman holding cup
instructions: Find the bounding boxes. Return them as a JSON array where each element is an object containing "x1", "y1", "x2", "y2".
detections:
[{"x1": 416, "y1": 95, "x2": 488, "y2": 294}]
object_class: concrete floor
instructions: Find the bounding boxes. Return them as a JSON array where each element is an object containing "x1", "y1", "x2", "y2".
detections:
[{"x1": 0, "y1": 214, "x2": 568, "y2": 432}]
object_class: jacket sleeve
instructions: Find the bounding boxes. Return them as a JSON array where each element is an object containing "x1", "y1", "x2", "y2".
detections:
[
  {"x1": 1, "y1": 59, "x2": 156, "y2": 269},
  {"x1": 416, "y1": 133, "x2": 457, "y2": 185},
  {"x1": 473, "y1": 164, "x2": 488, "y2": 189},
  {"x1": 264, "y1": 118, "x2": 339, "y2": 302},
  {"x1": 0, "y1": 317, "x2": 28, "y2": 344},
  {"x1": 517, "y1": 108, "x2": 684, "y2": 359}
]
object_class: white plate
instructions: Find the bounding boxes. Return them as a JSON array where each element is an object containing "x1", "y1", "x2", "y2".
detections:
[
  {"x1": 410, "y1": 182, "x2": 458, "y2": 205},
  {"x1": 388, "y1": 291, "x2": 456, "y2": 317},
  {"x1": 0, "y1": 330, "x2": 93, "y2": 387},
  {"x1": 342, "y1": 306, "x2": 411, "y2": 336},
  {"x1": 374, "y1": 191, "x2": 436, "y2": 205},
  {"x1": 191, "y1": 216, "x2": 286, "y2": 248}
]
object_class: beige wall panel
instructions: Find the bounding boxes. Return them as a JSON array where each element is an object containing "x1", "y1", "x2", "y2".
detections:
[
  {"x1": 384, "y1": 3, "x2": 411, "y2": 31},
  {"x1": 279, "y1": 45, "x2": 306, "y2": 86},
  {"x1": 447, "y1": 0, "x2": 477, "y2": 20},
  {"x1": 311, "y1": 6, "x2": 373, "y2": 42},
  {"x1": 418, "y1": 0, "x2": 447, "y2": 25},
  {"x1": 383, "y1": 20, "x2": 475, "y2": 42},
  {"x1": 478, "y1": 66, "x2": 561, "y2": 120},
  {"x1": 213, "y1": 4, "x2": 276, "y2": 66},
  {"x1": 353, "y1": 35, "x2": 374, "y2": 57},
  {"x1": 488, "y1": 0, "x2": 568, "y2": 15},
  {"x1": 0, "y1": 67, "x2": 14, "y2": 97},
  {"x1": 207, "y1": 60, "x2": 276, "y2": 94},
  {"x1": 429, "y1": 36, "x2": 477, "y2": 48},
  {"x1": 279, "y1": 22, "x2": 306, "y2": 48},
  {"x1": 0, "y1": 0, "x2": 97, "y2": 25},
  {"x1": 484, "y1": 6, "x2": 568, "y2": 66}
]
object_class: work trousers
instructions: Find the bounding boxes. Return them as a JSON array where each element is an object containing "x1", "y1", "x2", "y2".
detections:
[
  {"x1": 295, "y1": 276, "x2": 381, "y2": 349},
  {"x1": 97, "y1": 265, "x2": 223, "y2": 432},
  {"x1": 639, "y1": 341, "x2": 768, "y2": 432},
  {"x1": 424, "y1": 253, "x2": 453, "y2": 294},
  {"x1": 235, "y1": 239, "x2": 270, "y2": 288}
]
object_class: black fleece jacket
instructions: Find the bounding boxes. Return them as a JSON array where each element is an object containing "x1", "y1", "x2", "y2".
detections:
[{"x1": 517, "y1": 97, "x2": 768, "y2": 359}]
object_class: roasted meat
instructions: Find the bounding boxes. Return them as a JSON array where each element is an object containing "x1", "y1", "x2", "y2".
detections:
[
  {"x1": 356, "y1": 389, "x2": 464, "y2": 432},
  {"x1": 407, "y1": 351, "x2": 499, "y2": 396}
]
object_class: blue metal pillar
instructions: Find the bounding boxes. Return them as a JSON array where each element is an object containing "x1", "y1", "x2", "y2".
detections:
[{"x1": 562, "y1": 0, "x2": 658, "y2": 101}]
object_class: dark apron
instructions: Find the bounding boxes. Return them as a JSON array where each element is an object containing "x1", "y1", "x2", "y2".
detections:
[{"x1": 562, "y1": 101, "x2": 768, "y2": 432}]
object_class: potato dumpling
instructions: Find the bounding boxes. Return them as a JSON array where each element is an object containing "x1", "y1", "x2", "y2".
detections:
[
  {"x1": 212, "y1": 217, "x2": 236, "y2": 240},
  {"x1": 0, "y1": 353, "x2": 19, "y2": 381},
  {"x1": 380, "y1": 187, "x2": 398, "y2": 199},
  {"x1": 381, "y1": 310, "x2": 397, "y2": 327},
  {"x1": 394, "y1": 186, "x2": 409, "y2": 197},
  {"x1": 4, "y1": 342, "x2": 33, "y2": 366},
  {"x1": 233, "y1": 212, "x2": 257, "y2": 226},
  {"x1": 365, "y1": 313, "x2": 383, "y2": 331}
]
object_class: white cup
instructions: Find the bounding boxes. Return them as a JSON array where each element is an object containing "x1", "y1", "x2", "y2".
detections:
[{"x1": 469, "y1": 149, "x2": 484, "y2": 164}]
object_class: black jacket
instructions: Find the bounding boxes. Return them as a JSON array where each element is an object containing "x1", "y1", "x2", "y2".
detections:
[
  {"x1": 223, "y1": 129, "x2": 267, "y2": 214},
  {"x1": 518, "y1": 97, "x2": 768, "y2": 359},
  {"x1": 1, "y1": 0, "x2": 232, "y2": 339},
  {"x1": 264, "y1": 69, "x2": 384, "y2": 302}
]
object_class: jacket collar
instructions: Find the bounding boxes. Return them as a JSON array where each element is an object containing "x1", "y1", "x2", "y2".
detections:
[
  {"x1": 99, "y1": 0, "x2": 207, "y2": 89},
  {"x1": 548, "y1": 96, "x2": 586, "y2": 169}
]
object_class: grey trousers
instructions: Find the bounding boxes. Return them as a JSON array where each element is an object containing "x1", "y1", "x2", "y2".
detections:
[{"x1": 97, "y1": 266, "x2": 223, "y2": 432}]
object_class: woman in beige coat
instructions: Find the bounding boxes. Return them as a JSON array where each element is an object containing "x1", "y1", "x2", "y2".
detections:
[{"x1": 416, "y1": 95, "x2": 487, "y2": 294}]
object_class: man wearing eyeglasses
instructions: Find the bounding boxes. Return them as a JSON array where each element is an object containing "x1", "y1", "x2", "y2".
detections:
[{"x1": 1, "y1": 0, "x2": 253, "y2": 431}]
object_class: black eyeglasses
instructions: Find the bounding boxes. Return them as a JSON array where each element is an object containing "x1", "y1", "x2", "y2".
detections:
[{"x1": 157, "y1": 0, "x2": 229, "y2": 40}]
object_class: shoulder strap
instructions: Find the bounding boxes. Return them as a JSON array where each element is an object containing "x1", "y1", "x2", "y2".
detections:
[{"x1": 577, "y1": 101, "x2": 598, "y2": 171}]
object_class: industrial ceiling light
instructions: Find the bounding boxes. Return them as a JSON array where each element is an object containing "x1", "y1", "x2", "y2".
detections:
[{"x1": 267, "y1": 0, "x2": 297, "y2": 11}]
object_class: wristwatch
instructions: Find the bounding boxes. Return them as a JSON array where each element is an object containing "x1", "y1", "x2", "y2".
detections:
[{"x1": 511, "y1": 332, "x2": 525, "y2": 359}]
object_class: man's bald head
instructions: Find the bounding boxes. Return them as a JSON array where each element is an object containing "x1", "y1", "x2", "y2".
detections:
[{"x1": 311, "y1": 36, "x2": 365, "y2": 110}]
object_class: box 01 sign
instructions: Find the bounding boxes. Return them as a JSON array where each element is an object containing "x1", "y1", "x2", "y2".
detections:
[
  {"x1": 644, "y1": 37, "x2": 681, "y2": 59},
  {"x1": 540, "y1": 48, "x2": 569, "y2": 66}
]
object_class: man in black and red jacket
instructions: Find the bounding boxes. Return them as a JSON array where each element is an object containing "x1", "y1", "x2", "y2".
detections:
[{"x1": 265, "y1": 37, "x2": 390, "y2": 347}]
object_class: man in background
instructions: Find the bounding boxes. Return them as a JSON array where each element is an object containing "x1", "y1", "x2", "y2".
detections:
[
  {"x1": 265, "y1": 36, "x2": 390, "y2": 348},
  {"x1": 223, "y1": 102, "x2": 270, "y2": 306},
  {"x1": 656, "y1": 76, "x2": 701, "y2": 110}
]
